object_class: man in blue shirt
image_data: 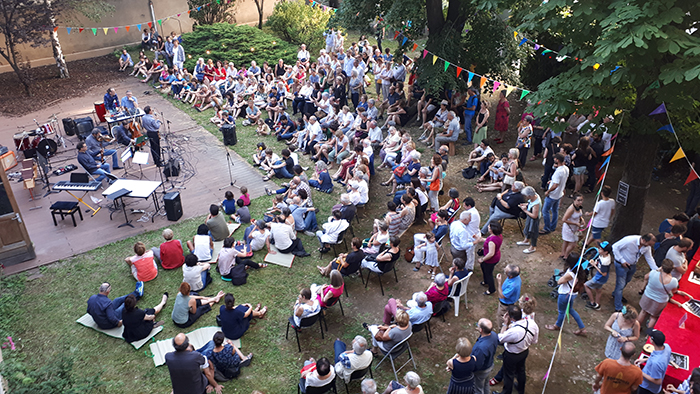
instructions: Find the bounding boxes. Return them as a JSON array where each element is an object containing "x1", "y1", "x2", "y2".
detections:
[
  {"x1": 472, "y1": 318, "x2": 500, "y2": 394},
  {"x1": 164, "y1": 36, "x2": 174, "y2": 67},
  {"x1": 120, "y1": 90, "x2": 139, "y2": 113},
  {"x1": 463, "y1": 88, "x2": 479, "y2": 144},
  {"x1": 635, "y1": 329, "x2": 672, "y2": 394},
  {"x1": 141, "y1": 106, "x2": 162, "y2": 167},
  {"x1": 77, "y1": 141, "x2": 115, "y2": 184},
  {"x1": 86, "y1": 282, "x2": 143, "y2": 329},
  {"x1": 86, "y1": 128, "x2": 121, "y2": 169},
  {"x1": 496, "y1": 264, "x2": 521, "y2": 328},
  {"x1": 103, "y1": 88, "x2": 119, "y2": 113}
]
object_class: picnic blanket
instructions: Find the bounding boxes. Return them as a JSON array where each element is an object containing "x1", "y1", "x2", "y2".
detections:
[
  {"x1": 264, "y1": 245, "x2": 295, "y2": 268},
  {"x1": 149, "y1": 326, "x2": 241, "y2": 367},
  {"x1": 205, "y1": 223, "x2": 241, "y2": 263},
  {"x1": 76, "y1": 313, "x2": 162, "y2": 350}
]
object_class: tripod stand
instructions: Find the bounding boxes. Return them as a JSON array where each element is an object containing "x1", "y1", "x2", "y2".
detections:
[
  {"x1": 219, "y1": 145, "x2": 240, "y2": 191},
  {"x1": 160, "y1": 112, "x2": 185, "y2": 192}
]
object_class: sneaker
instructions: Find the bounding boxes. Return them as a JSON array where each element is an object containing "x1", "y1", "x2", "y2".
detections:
[
  {"x1": 585, "y1": 302, "x2": 596, "y2": 309},
  {"x1": 135, "y1": 281, "x2": 144, "y2": 298},
  {"x1": 592, "y1": 303, "x2": 601, "y2": 310},
  {"x1": 264, "y1": 187, "x2": 272, "y2": 196},
  {"x1": 304, "y1": 231, "x2": 316, "y2": 237},
  {"x1": 516, "y1": 241, "x2": 530, "y2": 246},
  {"x1": 362, "y1": 322, "x2": 369, "y2": 330}
]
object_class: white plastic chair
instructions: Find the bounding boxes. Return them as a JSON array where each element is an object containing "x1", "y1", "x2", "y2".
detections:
[{"x1": 447, "y1": 271, "x2": 473, "y2": 316}]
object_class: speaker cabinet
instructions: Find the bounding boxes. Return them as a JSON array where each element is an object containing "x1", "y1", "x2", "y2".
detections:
[
  {"x1": 163, "y1": 192, "x2": 182, "y2": 221},
  {"x1": 220, "y1": 124, "x2": 237, "y2": 146}
]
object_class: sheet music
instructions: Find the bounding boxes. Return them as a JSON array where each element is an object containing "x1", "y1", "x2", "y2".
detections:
[
  {"x1": 133, "y1": 151, "x2": 149, "y2": 165},
  {"x1": 120, "y1": 149, "x2": 132, "y2": 163}
]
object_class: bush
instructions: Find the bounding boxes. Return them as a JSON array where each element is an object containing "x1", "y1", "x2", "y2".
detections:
[
  {"x1": 181, "y1": 24, "x2": 297, "y2": 71},
  {"x1": 266, "y1": 0, "x2": 331, "y2": 54}
]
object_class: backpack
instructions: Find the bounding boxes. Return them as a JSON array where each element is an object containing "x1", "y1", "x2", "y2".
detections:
[{"x1": 462, "y1": 167, "x2": 478, "y2": 179}]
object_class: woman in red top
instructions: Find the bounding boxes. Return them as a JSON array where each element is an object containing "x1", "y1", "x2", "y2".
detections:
[
  {"x1": 476, "y1": 222, "x2": 503, "y2": 295},
  {"x1": 425, "y1": 273, "x2": 449, "y2": 305},
  {"x1": 203, "y1": 59, "x2": 216, "y2": 83},
  {"x1": 316, "y1": 270, "x2": 345, "y2": 308},
  {"x1": 215, "y1": 60, "x2": 226, "y2": 82},
  {"x1": 494, "y1": 90, "x2": 511, "y2": 144}
]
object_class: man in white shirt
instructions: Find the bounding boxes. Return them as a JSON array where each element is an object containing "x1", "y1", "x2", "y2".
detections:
[
  {"x1": 391, "y1": 61, "x2": 406, "y2": 82},
  {"x1": 541, "y1": 153, "x2": 569, "y2": 234},
  {"x1": 434, "y1": 111, "x2": 460, "y2": 152},
  {"x1": 467, "y1": 140, "x2": 495, "y2": 175},
  {"x1": 498, "y1": 305, "x2": 539, "y2": 394},
  {"x1": 367, "y1": 120, "x2": 383, "y2": 150},
  {"x1": 297, "y1": 44, "x2": 310, "y2": 63},
  {"x1": 316, "y1": 210, "x2": 349, "y2": 253},
  {"x1": 348, "y1": 181, "x2": 363, "y2": 205},
  {"x1": 333, "y1": 336, "x2": 373, "y2": 384},
  {"x1": 611, "y1": 233, "x2": 657, "y2": 312},
  {"x1": 338, "y1": 106, "x2": 355, "y2": 135},
  {"x1": 462, "y1": 197, "x2": 481, "y2": 271},
  {"x1": 355, "y1": 171, "x2": 369, "y2": 204},
  {"x1": 665, "y1": 239, "x2": 692, "y2": 280},
  {"x1": 304, "y1": 116, "x2": 324, "y2": 155},
  {"x1": 269, "y1": 214, "x2": 309, "y2": 257},
  {"x1": 450, "y1": 211, "x2": 473, "y2": 269},
  {"x1": 586, "y1": 185, "x2": 616, "y2": 246},
  {"x1": 366, "y1": 99, "x2": 379, "y2": 120}
]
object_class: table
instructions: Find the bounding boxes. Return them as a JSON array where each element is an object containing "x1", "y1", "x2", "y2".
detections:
[
  {"x1": 650, "y1": 247, "x2": 700, "y2": 387},
  {"x1": 102, "y1": 179, "x2": 162, "y2": 222},
  {"x1": 106, "y1": 108, "x2": 145, "y2": 129}
]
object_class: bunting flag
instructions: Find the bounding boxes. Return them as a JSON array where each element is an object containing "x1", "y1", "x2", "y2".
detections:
[
  {"x1": 610, "y1": 66, "x2": 621, "y2": 74},
  {"x1": 113, "y1": 27, "x2": 118, "y2": 33},
  {"x1": 479, "y1": 76, "x2": 487, "y2": 88},
  {"x1": 614, "y1": 109, "x2": 622, "y2": 116},
  {"x1": 137, "y1": 24, "x2": 141, "y2": 31},
  {"x1": 542, "y1": 49, "x2": 552, "y2": 55},
  {"x1": 467, "y1": 72, "x2": 474, "y2": 84},
  {"x1": 79, "y1": 27, "x2": 84, "y2": 33},
  {"x1": 593, "y1": 63, "x2": 600, "y2": 70},
  {"x1": 422, "y1": 50, "x2": 428, "y2": 59},
  {"x1": 648, "y1": 80, "x2": 661, "y2": 90},
  {"x1": 444, "y1": 61, "x2": 450, "y2": 72},
  {"x1": 53, "y1": 27, "x2": 58, "y2": 32},
  {"x1": 402, "y1": 37, "x2": 407, "y2": 46},
  {"x1": 518, "y1": 38, "x2": 527, "y2": 46},
  {"x1": 432, "y1": 55, "x2": 438, "y2": 65},
  {"x1": 601, "y1": 156, "x2": 611, "y2": 168},
  {"x1": 158, "y1": 19, "x2": 163, "y2": 26},
  {"x1": 412, "y1": 43, "x2": 418, "y2": 51},
  {"x1": 456, "y1": 67, "x2": 463, "y2": 78},
  {"x1": 670, "y1": 148, "x2": 686, "y2": 163},
  {"x1": 506, "y1": 85, "x2": 515, "y2": 97},
  {"x1": 534, "y1": 44, "x2": 540, "y2": 50},
  {"x1": 493, "y1": 81, "x2": 501, "y2": 92},
  {"x1": 148, "y1": 22, "x2": 153, "y2": 28},
  {"x1": 66, "y1": 27, "x2": 71, "y2": 34},
  {"x1": 394, "y1": 31, "x2": 399, "y2": 39},
  {"x1": 658, "y1": 124, "x2": 675, "y2": 134},
  {"x1": 125, "y1": 26, "x2": 130, "y2": 32},
  {"x1": 520, "y1": 90, "x2": 530, "y2": 100},
  {"x1": 91, "y1": 28, "x2": 97, "y2": 35},
  {"x1": 103, "y1": 27, "x2": 108, "y2": 35},
  {"x1": 514, "y1": 31, "x2": 518, "y2": 38},
  {"x1": 649, "y1": 103, "x2": 667, "y2": 115},
  {"x1": 686, "y1": 171, "x2": 699, "y2": 186},
  {"x1": 602, "y1": 146, "x2": 615, "y2": 157}
]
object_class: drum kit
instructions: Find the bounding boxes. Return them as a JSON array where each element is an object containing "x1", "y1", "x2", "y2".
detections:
[{"x1": 13, "y1": 114, "x2": 64, "y2": 159}]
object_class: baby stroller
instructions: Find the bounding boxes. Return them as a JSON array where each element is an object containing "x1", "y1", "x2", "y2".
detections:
[{"x1": 547, "y1": 247, "x2": 598, "y2": 299}]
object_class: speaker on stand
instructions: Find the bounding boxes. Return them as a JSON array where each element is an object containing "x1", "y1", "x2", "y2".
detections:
[
  {"x1": 163, "y1": 192, "x2": 182, "y2": 221},
  {"x1": 220, "y1": 124, "x2": 237, "y2": 146}
]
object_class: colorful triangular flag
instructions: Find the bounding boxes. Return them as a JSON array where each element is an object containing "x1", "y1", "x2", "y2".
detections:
[
  {"x1": 520, "y1": 90, "x2": 530, "y2": 100},
  {"x1": 602, "y1": 146, "x2": 615, "y2": 157},
  {"x1": 79, "y1": 27, "x2": 84, "y2": 33},
  {"x1": 456, "y1": 67, "x2": 463, "y2": 78},
  {"x1": 103, "y1": 27, "x2": 108, "y2": 35},
  {"x1": 148, "y1": 22, "x2": 153, "y2": 28},
  {"x1": 685, "y1": 170, "x2": 699, "y2": 185},
  {"x1": 648, "y1": 80, "x2": 661, "y2": 90},
  {"x1": 412, "y1": 43, "x2": 418, "y2": 51},
  {"x1": 614, "y1": 109, "x2": 622, "y2": 116},
  {"x1": 514, "y1": 31, "x2": 518, "y2": 38},
  {"x1": 542, "y1": 49, "x2": 552, "y2": 55},
  {"x1": 506, "y1": 85, "x2": 515, "y2": 97},
  {"x1": 479, "y1": 76, "x2": 487, "y2": 89},
  {"x1": 394, "y1": 31, "x2": 399, "y2": 39},
  {"x1": 113, "y1": 27, "x2": 118, "y2": 33},
  {"x1": 137, "y1": 24, "x2": 141, "y2": 31},
  {"x1": 402, "y1": 37, "x2": 407, "y2": 46},
  {"x1": 658, "y1": 124, "x2": 675, "y2": 133},
  {"x1": 91, "y1": 28, "x2": 97, "y2": 35},
  {"x1": 467, "y1": 72, "x2": 474, "y2": 84},
  {"x1": 432, "y1": 55, "x2": 438, "y2": 65},
  {"x1": 158, "y1": 19, "x2": 163, "y2": 26},
  {"x1": 649, "y1": 103, "x2": 667, "y2": 115},
  {"x1": 66, "y1": 27, "x2": 71, "y2": 34},
  {"x1": 422, "y1": 50, "x2": 428, "y2": 59},
  {"x1": 53, "y1": 27, "x2": 58, "y2": 32},
  {"x1": 534, "y1": 44, "x2": 540, "y2": 50},
  {"x1": 518, "y1": 38, "x2": 527, "y2": 46},
  {"x1": 670, "y1": 147, "x2": 685, "y2": 163},
  {"x1": 601, "y1": 156, "x2": 611, "y2": 168},
  {"x1": 443, "y1": 61, "x2": 450, "y2": 72},
  {"x1": 125, "y1": 26, "x2": 130, "y2": 32},
  {"x1": 493, "y1": 81, "x2": 501, "y2": 92}
]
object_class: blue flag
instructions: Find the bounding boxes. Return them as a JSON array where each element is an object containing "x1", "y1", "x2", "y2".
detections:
[{"x1": 657, "y1": 124, "x2": 675, "y2": 133}]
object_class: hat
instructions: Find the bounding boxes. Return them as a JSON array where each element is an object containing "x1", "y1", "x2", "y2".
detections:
[
  {"x1": 599, "y1": 241, "x2": 609, "y2": 248},
  {"x1": 647, "y1": 329, "x2": 665, "y2": 346},
  {"x1": 441, "y1": 100, "x2": 449, "y2": 106},
  {"x1": 349, "y1": 181, "x2": 359, "y2": 189}
]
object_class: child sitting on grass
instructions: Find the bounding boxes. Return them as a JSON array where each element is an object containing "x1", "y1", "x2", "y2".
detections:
[
  {"x1": 211, "y1": 109, "x2": 234, "y2": 127},
  {"x1": 239, "y1": 186, "x2": 251, "y2": 206},
  {"x1": 231, "y1": 199, "x2": 251, "y2": 224},
  {"x1": 221, "y1": 190, "x2": 236, "y2": 215},
  {"x1": 255, "y1": 118, "x2": 270, "y2": 136}
]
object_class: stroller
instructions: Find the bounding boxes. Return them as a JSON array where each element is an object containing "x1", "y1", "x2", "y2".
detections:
[{"x1": 547, "y1": 247, "x2": 598, "y2": 299}]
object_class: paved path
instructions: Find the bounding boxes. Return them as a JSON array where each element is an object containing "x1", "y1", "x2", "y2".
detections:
[{"x1": 1, "y1": 79, "x2": 274, "y2": 274}]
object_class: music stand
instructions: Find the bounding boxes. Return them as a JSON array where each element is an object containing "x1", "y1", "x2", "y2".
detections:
[
  {"x1": 132, "y1": 151, "x2": 149, "y2": 179},
  {"x1": 107, "y1": 188, "x2": 133, "y2": 228}
]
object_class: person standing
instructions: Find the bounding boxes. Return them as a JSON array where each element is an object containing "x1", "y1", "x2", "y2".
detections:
[
  {"x1": 142, "y1": 106, "x2": 163, "y2": 167},
  {"x1": 463, "y1": 88, "x2": 479, "y2": 145},
  {"x1": 496, "y1": 265, "x2": 521, "y2": 329},
  {"x1": 494, "y1": 90, "x2": 510, "y2": 144},
  {"x1": 462, "y1": 197, "x2": 481, "y2": 271},
  {"x1": 496, "y1": 305, "x2": 539, "y2": 394},
  {"x1": 545, "y1": 253, "x2": 587, "y2": 336},
  {"x1": 450, "y1": 210, "x2": 474, "y2": 269},
  {"x1": 540, "y1": 153, "x2": 569, "y2": 235},
  {"x1": 172, "y1": 39, "x2": 186, "y2": 71},
  {"x1": 635, "y1": 329, "x2": 672, "y2": 394},
  {"x1": 611, "y1": 233, "x2": 657, "y2": 312},
  {"x1": 471, "y1": 318, "x2": 499, "y2": 394},
  {"x1": 592, "y1": 342, "x2": 643, "y2": 394},
  {"x1": 585, "y1": 185, "x2": 616, "y2": 247}
]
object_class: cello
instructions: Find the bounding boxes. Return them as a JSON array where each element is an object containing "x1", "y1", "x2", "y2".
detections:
[{"x1": 128, "y1": 118, "x2": 147, "y2": 149}]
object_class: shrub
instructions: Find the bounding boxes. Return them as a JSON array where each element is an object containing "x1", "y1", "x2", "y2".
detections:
[
  {"x1": 266, "y1": 0, "x2": 331, "y2": 54},
  {"x1": 187, "y1": 0, "x2": 236, "y2": 25},
  {"x1": 181, "y1": 24, "x2": 297, "y2": 71}
]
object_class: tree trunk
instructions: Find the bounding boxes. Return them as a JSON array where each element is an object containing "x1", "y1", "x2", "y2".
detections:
[
  {"x1": 46, "y1": 0, "x2": 69, "y2": 78},
  {"x1": 425, "y1": 0, "x2": 445, "y2": 35},
  {"x1": 256, "y1": 0, "x2": 264, "y2": 29},
  {"x1": 608, "y1": 128, "x2": 659, "y2": 242}
]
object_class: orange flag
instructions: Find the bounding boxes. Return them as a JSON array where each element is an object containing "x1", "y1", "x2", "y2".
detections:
[
  {"x1": 602, "y1": 146, "x2": 614, "y2": 157},
  {"x1": 479, "y1": 76, "x2": 487, "y2": 89},
  {"x1": 125, "y1": 26, "x2": 130, "y2": 32},
  {"x1": 412, "y1": 43, "x2": 418, "y2": 51}
]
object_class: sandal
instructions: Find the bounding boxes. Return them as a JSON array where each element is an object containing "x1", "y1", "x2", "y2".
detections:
[
  {"x1": 259, "y1": 263, "x2": 268, "y2": 268},
  {"x1": 381, "y1": 181, "x2": 390, "y2": 186},
  {"x1": 545, "y1": 324, "x2": 561, "y2": 331},
  {"x1": 574, "y1": 329, "x2": 588, "y2": 337}
]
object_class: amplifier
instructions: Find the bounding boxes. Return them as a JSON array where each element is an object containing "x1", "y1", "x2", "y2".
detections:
[
  {"x1": 220, "y1": 124, "x2": 237, "y2": 146},
  {"x1": 62, "y1": 118, "x2": 77, "y2": 136},
  {"x1": 74, "y1": 117, "x2": 94, "y2": 140},
  {"x1": 163, "y1": 192, "x2": 183, "y2": 221},
  {"x1": 163, "y1": 159, "x2": 180, "y2": 178}
]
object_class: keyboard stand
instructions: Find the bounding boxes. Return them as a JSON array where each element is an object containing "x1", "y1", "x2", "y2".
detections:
[
  {"x1": 107, "y1": 188, "x2": 133, "y2": 228},
  {"x1": 63, "y1": 189, "x2": 101, "y2": 216}
]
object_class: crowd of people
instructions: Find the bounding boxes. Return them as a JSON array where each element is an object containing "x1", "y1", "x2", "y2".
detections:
[{"x1": 99, "y1": 27, "x2": 700, "y2": 394}]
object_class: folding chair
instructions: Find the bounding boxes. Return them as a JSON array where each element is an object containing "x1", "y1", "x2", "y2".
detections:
[
  {"x1": 447, "y1": 271, "x2": 473, "y2": 317},
  {"x1": 341, "y1": 269, "x2": 364, "y2": 297},
  {"x1": 499, "y1": 215, "x2": 524, "y2": 233},
  {"x1": 411, "y1": 319, "x2": 432, "y2": 343},
  {"x1": 375, "y1": 332, "x2": 416, "y2": 382},
  {"x1": 364, "y1": 261, "x2": 398, "y2": 296},
  {"x1": 343, "y1": 362, "x2": 373, "y2": 394},
  {"x1": 286, "y1": 313, "x2": 324, "y2": 352},
  {"x1": 77, "y1": 161, "x2": 98, "y2": 182},
  {"x1": 320, "y1": 295, "x2": 344, "y2": 331},
  {"x1": 299, "y1": 375, "x2": 338, "y2": 394},
  {"x1": 355, "y1": 203, "x2": 365, "y2": 220}
]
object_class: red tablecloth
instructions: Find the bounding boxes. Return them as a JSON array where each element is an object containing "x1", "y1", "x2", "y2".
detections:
[{"x1": 651, "y1": 248, "x2": 700, "y2": 386}]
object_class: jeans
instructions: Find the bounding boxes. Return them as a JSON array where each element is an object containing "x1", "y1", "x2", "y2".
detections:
[
  {"x1": 112, "y1": 291, "x2": 139, "y2": 320},
  {"x1": 502, "y1": 349, "x2": 528, "y2": 394},
  {"x1": 334, "y1": 339, "x2": 347, "y2": 364},
  {"x1": 197, "y1": 340, "x2": 215, "y2": 358},
  {"x1": 555, "y1": 294, "x2": 585, "y2": 329},
  {"x1": 463, "y1": 112, "x2": 474, "y2": 143},
  {"x1": 481, "y1": 206, "x2": 515, "y2": 235},
  {"x1": 473, "y1": 365, "x2": 493, "y2": 394},
  {"x1": 613, "y1": 262, "x2": 637, "y2": 311},
  {"x1": 92, "y1": 163, "x2": 112, "y2": 183},
  {"x1": 304, "y1": 211, "x2": 318, "y2": 232},
  {"x1": 273, "y1": 165, "x2": 293, "y2": 179},
  {"x1": 278, "y1": 131, "x2": 295, "y2": 141},
  {"x1": 542, "y1": 196, "x2": 561, "y2": 233}
]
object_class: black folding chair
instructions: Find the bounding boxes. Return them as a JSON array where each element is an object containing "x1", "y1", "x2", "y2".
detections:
[
  {"x1": 343, "y1": 362, "x2": 373, "y2": 394},
  {"x1": 364, "y1": 261, "x2": 398, "y2": 296},
  {"x1": 320, "y1": 229, "x2": 349, "y2": 256},
  {"x1": 320, "y1": 296, "x2": 344, "y2": 331},
  {"x1": 286, "y1": 313, "x2": 324, "y2": 352},
  {"x1": 411, "y1": 319, "x2": 432, "y2": 343}
]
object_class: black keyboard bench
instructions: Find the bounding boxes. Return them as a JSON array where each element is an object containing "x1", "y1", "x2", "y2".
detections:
[{"x1": 50, "y1": 201, "x2": 83, "y2": 227}]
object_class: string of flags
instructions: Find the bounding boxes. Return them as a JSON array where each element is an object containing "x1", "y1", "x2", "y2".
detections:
[{"x1": 651, "y1": 103, "x2": 700, "y2": 185}]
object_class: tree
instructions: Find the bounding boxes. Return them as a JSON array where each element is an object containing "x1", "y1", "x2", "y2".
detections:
[
  {"x1": 252, "y1": 0, "x2": 264, "y2": 29},
  {"x1": 266, "y1": 0, "x2": 332, "y2": 54},
  {"x1": 0, "y1": 0, "x2": 52, "y2": 95},
  {"x1": 46, "y1": 0, "x2": 68, "y2": 79},
  {"x1": 187, "y1": 0, "x2": 235, "y2": 25},
  {"x1": 511, "y1": 0, "x2": 700, "y2": 240}
]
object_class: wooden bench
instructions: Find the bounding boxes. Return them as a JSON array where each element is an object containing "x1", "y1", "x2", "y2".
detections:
[
  {"x1": 447, "y1": 142, "x2": 456, "y2": 156},
  {"x1": 50, "y1": 201, "x2": 83, "y2": 227}
]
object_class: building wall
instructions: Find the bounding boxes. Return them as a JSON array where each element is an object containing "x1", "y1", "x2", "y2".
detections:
[{"x1": 0, "y1": 0, "x2": 277, "y2": 74}]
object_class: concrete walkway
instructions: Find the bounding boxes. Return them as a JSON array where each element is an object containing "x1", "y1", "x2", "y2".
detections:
[{"x1": 1, "y1": 78, "x2": 274, "y2": 274}]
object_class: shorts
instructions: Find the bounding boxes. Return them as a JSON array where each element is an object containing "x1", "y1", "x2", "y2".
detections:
[
  {"x1": 573, "y1": 166, "x2": 587, "y2": 175},
  {"x1": 584, "y1": 277, "x2": 606, "y2": 289},
  {"x1": 591, "y1": 226, "x2": 604, "y2": 240},
  {"x1": 426, "y1": 104, "x2": 436, "y2": 112}
]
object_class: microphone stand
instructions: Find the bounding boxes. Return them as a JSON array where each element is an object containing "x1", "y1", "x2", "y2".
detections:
[
  {"x1": 161, "y1": 111, "x2": 184, "y2": 192},
  {"x1": 218, "y1": 132, "x2": 239, "y2": 191}
]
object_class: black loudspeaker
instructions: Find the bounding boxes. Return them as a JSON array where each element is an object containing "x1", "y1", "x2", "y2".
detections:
[
  {"x1": 163, "y1": 159, "x2": 180, "y2": 177},
  {"x1": 62, "y1": 118, "x2": 77, "y2": 136},
  {"x1": 220, "y1": 124, "x2": 237, "y2": 146},
  {"x1": 74, "y1": 117, "x2": 94, "y2": 141},
  {"x1": 164, "y1": 192, "x2": 183, "y2": 221}
]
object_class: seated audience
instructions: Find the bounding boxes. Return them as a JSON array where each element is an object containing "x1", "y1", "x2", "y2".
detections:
[
  {"x1": 381, "y1": 371, "x2": 423, "y2": 394},
  {"x1": 121, "y1": 292, "x2": 168, "y2": 343},
  {"x1": 171, "y1": 282, "x2": 223, "y2": 328},
  {"x1": 165, "y1": 333, "x2": 223, "y2": 394},
  {"x1": 313, "y1": 269, "x2": 345, "y2": 308},
  {"x1": 364, "y1": 309, "x2": 412, "y2": 356},
  {"x1": 318, "y1": 237, "x2": 365, "y2": 276},
  {"x1": 333, "y1": 336, "x2": 373, "y2": 384},
  {"x1": 87, "y1": 282, "x2": 143, "y2": 329},
  {"x1": 218, "y1": 293, "x2": 267, "y2": 340},
  {"x1": 207, "y1": 204, "x2": 230, "y2": 242},
  {"x1": 124, "y1": 241, "x2": 159, "y2": 282},
  {"x1": 316, "y1": 209, "x2": 350, "y2": 253},
  {"x1": 182, "y1": 253, "x2": 213, "y2": 292},
  {"x1": 300, "y1": 357, "x2": 336, "y2": 393},
  {"x1": 153, "y1": 228, "x2": 185, "y2": 269},
  {"x1": 197, "y1": 331, "x2": 252, "y2": 382},
  {"x1": 187, "y1": 224, "x2": 214, "y2": 262},
  {"x1": 216, "y1": 237, "x2": 267, "y2": 285},
  {"x1": 292, "y1": 288, "x2": 321, "y2": 326},
  {"x1": 383, "y1": 291, "x2": 433, "y2": 325}
]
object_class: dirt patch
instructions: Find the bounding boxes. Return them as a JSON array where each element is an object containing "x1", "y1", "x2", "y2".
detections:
[{"x1": 0, "y1": 54, "x2": 128, "y2": 117}]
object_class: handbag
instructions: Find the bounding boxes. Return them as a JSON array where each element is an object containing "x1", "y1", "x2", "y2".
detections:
[
  {"x1": 393, "y1": 165, "x2": 407, "y2": 177},
  {"x1": 404, "y1": 245, "x2": 415, "y2": 262},
  {"x1": 374, "y1": 328, "x2": 387, "y2": 341}
]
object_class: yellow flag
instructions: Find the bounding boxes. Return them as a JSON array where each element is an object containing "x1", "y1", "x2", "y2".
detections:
[
  {"x1": 514, "y1": 31, "x2": 518, "y2": 38},
  {"x1": 103, "y1": 27, "x2": 108, "y2": 35},
  {"x1": 670, "y1": 147, "x2": 686, "y2": 163},
  {"x1": 432, "y1": 55, "x2": 438, "y2": 65},
  {"x1": 614, "y1": 109, "x2": 622, "y2": 116},
  {"x1": 506, "y1": 85, "x2": 515, "y2": 97},
  {"x1": 557, "y1": 331, "x2": 562, "y2": 348},
  {"x1": 593, "y1": 63, "x2": 600, "y2": 70}
]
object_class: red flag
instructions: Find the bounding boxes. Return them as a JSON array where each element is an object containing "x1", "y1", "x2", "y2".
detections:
[
  {"x1": 53, "y1": 27, "x2": 58, "y2": 32},
  {"x1": 79, "y1": 28, "x2": 84, "y2": 33},
  {"x1": 685, "y1": 171, "x2": 699, "y2": 185},
  {"x1": 456, "y1": 67, "x2": 463, "y2": 78},
  {"x1": 394, "y1": 31, "x2": 399, "y2": 39},
  {"x1": 596, "y1": 173, "x2": 605, "y2": 185},
  {"x1": 412, "y1": 43, "x2": 418, "y2": 51},
  {"x1": 148, "y1": 22, "x2": 153, "y2": 28}
]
